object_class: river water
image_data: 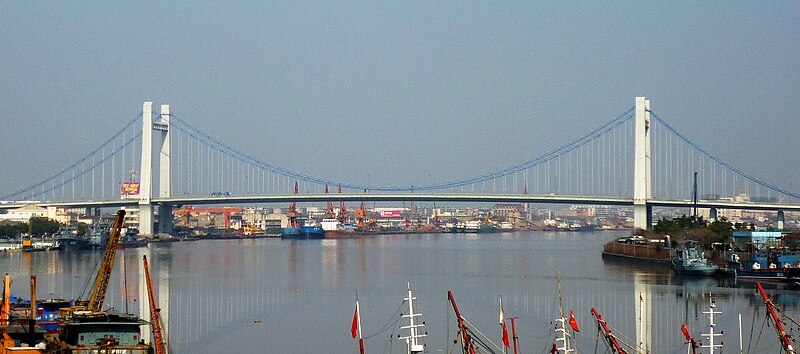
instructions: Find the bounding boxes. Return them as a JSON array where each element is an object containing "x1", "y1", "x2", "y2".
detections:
[{"x1": 2, "y1": 230, "x2": 799, "y2": 353}]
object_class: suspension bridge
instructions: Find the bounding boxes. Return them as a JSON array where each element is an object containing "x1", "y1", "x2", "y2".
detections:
[{"x1": 1, "y1": 97, "x2": 798, "y2": 236}]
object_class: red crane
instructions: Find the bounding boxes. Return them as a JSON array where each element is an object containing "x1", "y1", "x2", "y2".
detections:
[
  {"x1": 757, "y1": 282, "x2": 797, "y2": 353},
  {"x1": 325, "y1": 185, "x2": 335, "y2": 218},
  {"x1": 143, "y1": 255, "x2": 167, "y2": 354},
  {"x1": 337, "y1": 185, "x2": 347, "y2": 223},
  {"x1": 287, "y1": 181, "x2": 299, "y2": 228},
  {"x1": 591, "y1": 307, "x2": 627, "y2": 354},
  {"x1": 447, "y1": 291, "x2": 476, "y2": 354}
]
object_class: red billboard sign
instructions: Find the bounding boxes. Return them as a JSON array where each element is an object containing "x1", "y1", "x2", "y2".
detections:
[
  {"x1": 120, "y1": 182, "x2": 140, "y2": 196},
  {"x1": 380, "y1": 210, "x2": 403, "y2": 218}
]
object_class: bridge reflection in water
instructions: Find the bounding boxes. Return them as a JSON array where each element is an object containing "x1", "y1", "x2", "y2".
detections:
[{"x1": 2, "y1": 232, "x2": 800, "y2": 353}]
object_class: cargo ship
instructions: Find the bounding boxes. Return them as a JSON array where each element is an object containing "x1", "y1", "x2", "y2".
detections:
[
  {"x1": 281, "y1": 225, "x2": 325, "y2": 239},
  {"x1": 321, "y1": 218, "x2": 356, "y2": 238}
]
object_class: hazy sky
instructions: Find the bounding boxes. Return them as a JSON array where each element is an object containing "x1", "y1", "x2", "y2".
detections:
[{"x1": 1, "y1": 2, "x2": 798, "y2": 195}]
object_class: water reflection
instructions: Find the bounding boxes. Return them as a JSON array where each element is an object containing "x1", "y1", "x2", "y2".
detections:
[{"x1": 2, "y1": 231, "x2": 800, "y2": 353}]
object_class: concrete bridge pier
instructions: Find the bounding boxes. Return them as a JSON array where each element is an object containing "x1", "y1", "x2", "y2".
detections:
[
  {"x1": 777, "y1": 210, "x2": 785, "y2": 229},
  {"x1": 709, "y1": 208, "x2": 718, "y2": 221},
  {"x1": 158, "y1": 203, "x2": 173, "y2": 235}
]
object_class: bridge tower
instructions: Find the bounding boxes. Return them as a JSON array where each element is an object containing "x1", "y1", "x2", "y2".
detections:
[
  {"x1": 633, "y1": 97, "x2": 653, "y2": 230},
  {"x1": 138, "y1": 102, "x2": 171, "y2": 237}
]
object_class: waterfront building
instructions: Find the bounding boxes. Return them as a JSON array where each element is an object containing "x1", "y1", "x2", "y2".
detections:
[{"x1": 0, "y1": 204, "x2": 47, "y2": 222}]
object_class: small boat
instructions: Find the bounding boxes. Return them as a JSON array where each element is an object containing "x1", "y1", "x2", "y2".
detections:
[
  {"x1": 10, "y1": 298, "x2": 75, "y2": 333},
  {"x1": 672, "y1": 240, "x2": 719, "y2": 276},
  {"x1": 118, "y1": 228, "x2": 148, "y2": 248},
  {"x1": 726, "y1": 247, "x2": 800, "y2": 281}
]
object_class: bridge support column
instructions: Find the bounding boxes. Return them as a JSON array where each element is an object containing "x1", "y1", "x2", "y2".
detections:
[
  {"x1": 157, "y1": 105, "x2": 172, "y2": 236},
  {"x1": 777, "y1": 210, "x2": 785, "y2": 230},
  {"x1": 633, "y1": 97, "x2": 653, "y2": 229},
  {"x1": 158, "y1": 203, "x2": 173, "y2": 234},
  {"x1": 709, "y1": 208, "x2": 718, "y2": 221}
]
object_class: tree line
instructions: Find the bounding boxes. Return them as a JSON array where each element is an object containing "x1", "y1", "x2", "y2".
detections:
[
  {"x1": 640, "y1": 214, "x2": 754, "y2": 250},
  {"x1": 0, "y1": 217, "x2": 65, "y2": 238}
]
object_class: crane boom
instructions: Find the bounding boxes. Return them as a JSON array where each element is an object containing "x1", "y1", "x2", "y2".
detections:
[
  {"x1": 87, "y1": 209, "x2": 126, "y2": 312},
  {"x1": 757, "y1": 282, "x2": 796, "y2": 353},
  {"x1": 591, "y1": 307, "x2": 627, "y2": 354},
  {"x1": 143, "y1": 255, "x2": 167, "y2": 354}
]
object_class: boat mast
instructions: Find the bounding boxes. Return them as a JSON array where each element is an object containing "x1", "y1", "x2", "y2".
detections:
[
  {"x1": 700, "y1": 296, "x2": 722, "y2": 354},
  {"x1": 400, "y1": 283, "x2": 426, "y2": 354},
  {"x1": 1, "y1": 274, "x2": 9, "y2": 326},
  {"x1": 554, "y1": 271, "x2": 573, "y2": 354},
  {"x1": 757, "y1": 282, "x2": 797, "y2": 353},
  {"x1": 509, "y1": 316, "x2": 519, "y2": 354}
]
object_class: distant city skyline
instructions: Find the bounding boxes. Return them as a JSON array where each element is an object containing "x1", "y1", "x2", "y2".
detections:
[{"x1": 2, "y1": 2, "x2": 798, "y2": 196}]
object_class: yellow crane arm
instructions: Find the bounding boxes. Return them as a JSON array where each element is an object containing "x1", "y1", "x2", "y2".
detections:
[{"x1": 87, "y1": 209, "x2": 126, "y2": 312}]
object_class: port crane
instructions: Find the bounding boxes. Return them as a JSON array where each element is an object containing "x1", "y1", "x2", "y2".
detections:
[
  {"x1": 176, "y1": 206, "x2": 242, "y2": 229},
  {"x1": 287, "y1": 181, "x2": 300, "y2": 228},
  {"x1": 142, "y1": 255, "x2": 167, "y2": 354},
  {"x1": 337, "y1": 185, "x2": 348, "y2": 224},
  {"x1": 325, "y1": 185, "x2": 335, "y2": 218}
]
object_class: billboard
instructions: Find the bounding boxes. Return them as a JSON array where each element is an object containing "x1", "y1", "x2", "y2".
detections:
[
  {"x1": 380, "y1": 210, "x2": 403, "y2": 218},
  {"x1": 120, "y1": 182, "x2": 140, "y2": 196}
]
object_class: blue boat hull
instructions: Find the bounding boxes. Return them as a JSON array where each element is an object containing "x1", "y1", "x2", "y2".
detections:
[{"x1": 281, "y1": 226, "x2": 325, "y2": 239}]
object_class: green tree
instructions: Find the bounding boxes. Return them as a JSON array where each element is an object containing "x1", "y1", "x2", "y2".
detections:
[
  {"x1": 0, "y1": 223, "x2": 26, "y2": 238},
  {"x1": 28, "y1": 217, "x2": 62, "y2": 236},
  {"x1": 708, "y1": 217, "x2": 734, "y2": 243}
]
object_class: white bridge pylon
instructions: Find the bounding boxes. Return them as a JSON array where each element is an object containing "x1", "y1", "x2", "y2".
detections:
[
  {"x1": 633, "y1": 96, "x2": 652, "y2": 230},
  {"x1": 139, "y1": 102, "x2": 171, "y2": 236}
]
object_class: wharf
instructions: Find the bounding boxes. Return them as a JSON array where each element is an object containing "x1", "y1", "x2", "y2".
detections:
[{"x1": 601, "y1": 241, "x2": 673, "y2": 263}]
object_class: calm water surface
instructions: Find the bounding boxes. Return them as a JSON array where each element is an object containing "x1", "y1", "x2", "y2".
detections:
[{"x1": 2, "y1": 231, "x2": 799, "y2": 353}]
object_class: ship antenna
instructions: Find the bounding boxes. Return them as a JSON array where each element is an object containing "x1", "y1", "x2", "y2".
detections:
[
  {"x1": 554, "y1": 270, "x2": 573, "y2": 354},
  {"x1": 701, "y1": 293, "x2": 723, "y2": 354}
]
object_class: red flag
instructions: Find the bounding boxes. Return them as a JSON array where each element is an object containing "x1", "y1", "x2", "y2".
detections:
[
  {"x1": 502, "y1": 322, "x2": 510, "y2": 348},
  {"x1": 351, "y1": 302, "x2": 359, "y2": 339},
  {"x1": 681, "y1": 323, "x2": 691, "y2": 342},
  {"x1": 499, "y1": 299, "x2": 509, "y2": 348},
  {"x1": 569, "y1": 310, "x2": 580, "y2": 332}
]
